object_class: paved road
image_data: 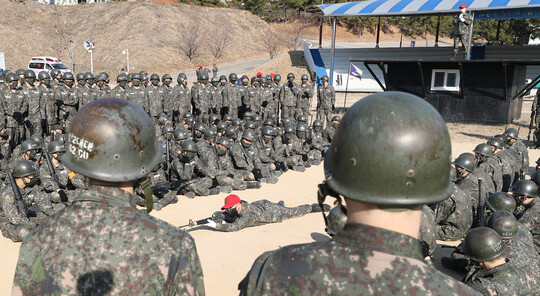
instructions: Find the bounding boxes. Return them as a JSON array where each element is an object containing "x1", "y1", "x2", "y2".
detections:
[{"x1": 174, "y1": 55, "x2": 273, "y2": 83}]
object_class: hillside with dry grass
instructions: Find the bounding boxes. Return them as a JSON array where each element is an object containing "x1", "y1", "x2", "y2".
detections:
[{"x1": 0, "y1": 0, "x2": 283, "y2": 75}]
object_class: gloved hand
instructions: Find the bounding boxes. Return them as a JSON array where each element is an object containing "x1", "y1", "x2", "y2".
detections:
[
  {"x1": 205, "y1": 219, "x2": 217, "y2": 229},
  {"x1": 459, "y1": 15, "x2": 465, "y2": 22}
]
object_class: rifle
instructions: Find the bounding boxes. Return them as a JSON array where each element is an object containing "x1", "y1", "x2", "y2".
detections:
[
  {"x1": 179, "y1": 211, "x2": 225, "y2": 229},
  {"x1": 151, "y1": 179, "x2": 197, "y2": 196},
  {"x1": 44, "y1": 151, "x2": 65, "y2": 190},
  {"x1": 240, "y1": 144, "x2": 263, "y2": 180},
  {"x1": 165, "y1": 140, "x2": 171, "y2": 182},
  {"x1": 7, "y1": 171, "x2": 28, "y2": 217}
]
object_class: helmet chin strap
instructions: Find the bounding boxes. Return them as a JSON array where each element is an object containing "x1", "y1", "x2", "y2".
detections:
[
  {"x1": 137, "y1": 178, "x2": 153, "y2": 213},
  {"x1": 317, "y1": 181, "x2": 347, "y2": 230}
]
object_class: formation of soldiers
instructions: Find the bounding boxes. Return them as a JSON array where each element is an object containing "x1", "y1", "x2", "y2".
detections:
[
  {"x1": 420, "y1": 126, "x2": 540, "y2": 294},
  {"x1": 0, "y1": 66, "x2": 338, "y2": 242}
]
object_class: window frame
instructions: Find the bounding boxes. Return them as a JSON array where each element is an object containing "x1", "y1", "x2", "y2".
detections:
[{"x1": 430, "y1": 69, "x2": 460, "y2": 92}]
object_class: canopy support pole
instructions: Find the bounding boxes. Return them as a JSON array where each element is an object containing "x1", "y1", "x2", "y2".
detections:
[
  {"x1": 435, "y1": 15, "x2": 440, "y2": 47},
  {"x1": 496, "y1": 20, "x2": 501, "y2": 42},
  {"x1": 466, "y1": 12, "x2": 475, "y2": 60},
  {"x1": 376, "y1": 17, "x2": 381, "y2": 48},
  {"x1": 318, "y1": 13, "x2": 324, "y2": 49},
  {"x1": 330, "y1": 17, "x2": 337, "y2": 86}
]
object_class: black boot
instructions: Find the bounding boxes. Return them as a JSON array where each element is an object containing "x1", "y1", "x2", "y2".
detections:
[{"x1": 246, "y1": 181, "x2": 261, "y2": 189}]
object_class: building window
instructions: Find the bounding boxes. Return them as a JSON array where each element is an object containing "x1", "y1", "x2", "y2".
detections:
[{"x1": 431, "y1": 69, "x2": 460, "y2": 91}]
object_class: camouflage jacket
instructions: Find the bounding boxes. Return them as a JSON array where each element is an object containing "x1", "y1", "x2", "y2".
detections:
[
  {"x1": 38, "y1": 84, "x2": 56, "y2": 126},
  {"x1": 223, "y1": 82, "x2": 241, "y2": 107},
  {"x1": 126, "y1": 86, "x2": 148, "y2": 113},
  {"x1": 504, "y1": 235, "x2": 540, "y2": 292},
  {"x1": 146, "y1": 85, "x2": 165, "y2": 119},
  {"x1": 239, "y1": 223, "x2": 480, "y2": 295},
  {"x1": 297, "y1": 83, "x2": 313, "y2": 109},
  {"x1": 464, "y1": 261, "x2": 530, "y2": 296},
  {"x1": 317, "y1": 84, "x2": 335, "y2": 109},
  {"x1": 2, "y1": 88, "x2": 28, "y2": 128},
  {"x1": 12, "y1": 185, "x2": 205, "y2": 295},
  {"x1": 173, "y1": 84, "x2": 192, "y2": 110},
  {"x1": 21, "y1": 84, "x2": 43, "y2": 124},
  {"x1": 77, "y1": 86, "x2": 97, "y2": 108},
  {"x1": 477, "y1": 156, "x2": 503, "y2": 192},
  {"x1": 434, "y1": 184, "x2": 473, "y2": 241},
  {"x1": 215, "y1": 200, "x2": 311, "y2": 232},
  {"x1": 280, "y1": 82, "x2": 299, "y2": 107},
  {"x1": 55, "y1": 85, "x2": 78, "y2": 121},
  {"x1": 420, "y1": 205, "x2": 436, "y2": 257},
  {"x1": 110, "y1": 85, "x2": 127, "y2": 99},
  {"x1": 515, "y1": 198, "x2": 540, "y2": 253}
]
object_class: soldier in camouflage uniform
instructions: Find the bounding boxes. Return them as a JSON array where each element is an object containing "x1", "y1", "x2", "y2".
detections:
[
  {"x1": 173, "y1": 140, "x2": 219, "y2": 198},
  {"x1": 489, "y1": 136, "x2": 518, "y2": 192},
  {"x1": 49, "y1": 69, "x2": 63, "y2": 93},
  {"x1": 306, "y1": 119, "x2": 326, "y2": 165},
  {"x1": 474, "y1": 143, "x2": 504, "y2": 192},
  {"x1": 94, "y1": 74, "x2": 110, "y2": 99},
  {"x1": 209, "y1": 76, "x2": 222, "y2": 115},
  {"x1": 12, "y1": 98, "x2": 205, "y2": 295},
  {"x1": 316, "y1": 75, "x2": 335, "y2": 127},
  {"x1": 146, "y1": 74, "x2": 165, "y2": 126},
  {"x1": 75, "y1": 73, "x2": 85, "y2": 90},
  {"x1": 296, "y1": 74, "x2": 313, "y2": 118},
  {"x1": 463, "y1": 227, "x2": 530, "y2": 295},
  {"x1": 267, "y1": 74, "x2": 281, "y2": 119},
  {"x1": 204, "y1": 194, "x2": 316, "y2": 232},
  {"x1": 239, "y1": 92, "x2": 479, "y2": 296},
  {"x1": 55, "y1": 72, "x2": 78, "y2": 129},
  {"x1": 434, "y1": 180, "x2": 473, "y2": 241},
  {"x1": 2, "y1": 73, "x2": 28, "y2": 151},
  {"x1": 126, "y1": 73, "x2": 147, "y2": 113},
  {"x1": 485, "y1": 210, "x2": 540, "y2": 291},
  {"x1": 78, "y1": 72, "x2": 97, "y2": 107},
  {"x1": 172, "y1": 74, "x2": 192, "y2": 124},
  {"x1": 110, "y1": 73, "x2": 128, "y2": 99},
  {"x1": 21, "y1": 70, "x2": 43, "y2": 137},
  {"x1": 280, "y1": 73, "x2": 299, "y2": 120},
  {"x1": 504, "y1": 128, "x2": 529, "y2": 180},
  {"x1": 37, "y1": 71, "x2": 56, "y2": 135},
  {"x1": 223, "y1": 73, "x2": 241, "y2": 118},
  {"x1": 212, "y1": 137, "x2": 260, "y2": 191},
  {"x1": 192, "y1": 74, "x2": 211, "y2": 117},
  {"x1": 161, "y1": 74, "x2": 174, "y2": 118},
  {"x1": 511, "y1": 180, "x2": 540, "y2": 253},
  {"x1": 323, "y1": 115, "x2": 340, "y2": 143}
]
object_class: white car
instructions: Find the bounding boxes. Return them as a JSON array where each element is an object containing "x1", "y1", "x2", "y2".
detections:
[{"x1": 28, "y1": 57, "x2": 71, "y2": 75}]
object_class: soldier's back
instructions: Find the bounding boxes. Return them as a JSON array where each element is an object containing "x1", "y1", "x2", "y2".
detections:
[
  {"x1": 13, "y1": 185, "x2": 205, "y2": 295},
  {"x1": 240, "y1": 223, "x2": 480, "y2": 296}
]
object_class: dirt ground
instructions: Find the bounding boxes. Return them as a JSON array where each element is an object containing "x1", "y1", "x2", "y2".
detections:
[{"x1": 1, "y1": 95, "x2": 538, "y2": 295}]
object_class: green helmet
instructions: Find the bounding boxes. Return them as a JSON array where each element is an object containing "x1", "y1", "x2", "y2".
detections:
[
  {"x1": 21, "y1": 140, "x2": 39, "y2": 152},
  {"x1": 219, "y1": 74, "x2": 227, "y2": 81},
  {"x1": 162, "y1": 74, "x2": 172, "y2": 81},
  {"x1": 262, "y1": 126, "x2": 276, "y2": 137},
  {"x1": 229, "y1": 73, "x2": 238, "y2": 82},
  {"x1": 126, "y1": 73, "x2": 133, "y2": 82},
  {"x1": 2, "y1": 69, "x2": 11, "y2": 80},
  {"x1": 12, "y1": 160, "x2": 39, "y2": 178},
  {"x1": 486, "y1": 192, "x2": 516, "y2": 212},
  {"x1": 63, "y1": 72, "x2": 74, "y2": 81},
  {"x1": 199, "y1": 73, "x2": 209, "y2": 83},
  {"x1": 263, "y1": 118, "x2": 274, "y2": 127},
  {"x1": 259, "y1": 77, "x2": 267, "y2": 85},
  {"x1": 204, "y1": 127, "x2": 217, "y2": 140},
  {"x1": 217, "y1": 121, "x2": 228, "y2": 133},
  {"x1": 83, "y1": 72, "x2": 94, "y2": 80},
  {"x1": 117, "y1": 74, "x2": 127, "y2": 82},
  {"x1": 283, "y1": 117, "x2": 294, "y2": 126},
  {"x1": 284, "y1": 124, "x2": 295, "y2": 134},
  {"x1": 177, "y1": 74, "x2": 186, "y2": 84},
  {"x1": 504, "y1": 128, "x2": 518, "y2": 140},
  {"x1": 453, "y1": 153, "x2": 475, "y2": 172},
  {"x1": 174, "y1": 128, "x2": 189, "y2": 141},
  {"x1": 325, "y1": 92, "x2": 452, "y2": 206},
  {"x1": 301, "y1": 74, "x2": 308, "y2": 81},
  {"x1": 250, "y1": 77, "x2": 258, "y2": 85},
  {"x1": 225, "y1": 126, "x2": 237, "y2": 138},
  {"x1": 95, "y1": 74, "x2": 106, "y2": 82},
  {"x1": 287, "y1": 73, "x2": 295, "y2": 79},
  {"x1": 473, "y1": 143, "x2": 493, "y2": 157},
  {"x1": 30, "y1": 134, "x2": 44, "y2": 149},
  {"x1": 511, "y1": 180, "x2": 538, "y2": 198},
  {"x1": 162, "y1": 124, "x2": 175, "y2": 135},
  {"x1": 38, "y1": 71, "x2": 51, "y2": 81},
  {"x1": 50, "y1": 69, "x2": 61, "y2": 79},
  {"x1": 5, "y1": 73, "x2": 17, "y2": 83},
  {"x1": 313, "y1": 120, "x2": 323, "y2": 127},
  {"x1": 297, "y1": 114, "x2": 307, "y2": 123},
  {"x1": 242, "y1": 129, "x2": 257, "y2": 142},
  {"x1": 15, "y1": 68, "x2": 25, "y2": 76},
  {"x1": 48, "y1": 141, "x2": 66, "y2": 154},
  {"x1": 231, "y1": 118, "x2": 242, "y2": 127},
  {"x1": 76, "y1": 73, "x2": 85, "y2": 81},
  {"x1": 216, "y1": 137, "x2": 231, "y2": 149},
  {"x1": 321, "y1": 75, "x2": 329, "y2": 82},
  {"x1": 209, "y1": 114, "x2": 220, "y2": 124},
  {"x1": 24, "y1": 70, "x2": 36, "y2": 79},
  {"x1": 181, "y1": 140, "x2": 198, "y2": 153},
  {"x1": 194, "y1": 123, "x2": 207, "y2": 133},
  {"x1": 486, "y1": 210, "x2": 518, "y2": 240},
  {"x1": 488, "y1": 137, "x2": 504, "y2": 150},
  {"x1": 244, "y1": 121, "x2": 256, "y2": 130},
  {"x1": 131, "y1": 73, "x2": 141, "y2": 80},
  {"x1": 223, "y1": 114, "x2": 233, "y2": 122},
  {"x1": 274, "y1": 74, "x2": 281, "y2": 82},
  {"x1": 211, "y1": 76, "x2": 219, "y2": 84},
  {"x1": 326, "y1": 205, "x2": 347, "y2": 235},
  {"x1": 150, "y1": 73, "x2": 160, "y2": 81},
  {"x1": 61, "y1": 98, "x2": 163, "y2": 182},
  {"x1": 463, "y1": 227, "x2": 506, "y2": 262},
  {"x1": 296, "y1": 123, "x2": 307, "y2": 136}
]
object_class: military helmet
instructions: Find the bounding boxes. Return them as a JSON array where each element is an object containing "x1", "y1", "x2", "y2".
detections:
[
  {"x1": 261, "y1": 126, "x2": 276, "y2": 137},
  {"x1": 473, "y1": 143, "x2": 493, "y2": 157},
  {"x1": 297, "y1": 114, "x2": 307, "y2": 123},
  {"x1": 250, "y1": 77, "x2": 258, "y2": 84},
  {"x1": 296, "y1": 123, "x2": 307, "y2": 132},
  {"x1": 162, "y1": 74, "x2": 172, "y2": 81},
  {"x1": 2, "y1": 69, "x2": 11, "y2": 80},
  {"x1": 287, "y1": 73, "x2": 295, "y2": 79},
  {"x1": 325, "y1": 92, "x2": 452, "y2": 206},
  {"x1": 12, "y1": 160, "x2": 39, "y2": 178},
  {"x1": 204, "y1": 127, "x2": 217, "y2": 140},
  {"x1": 486, "y1": 210, "x2": 519, "y2": 240},
  {"x1": 141, "y1": 74, "x2": 149, "y2": 81},
  {"x1": 326, "y1": 205, "x2": 347, "y2": 235},
  {"x1": 244, "y1": 120, "x2": 256, "y2": 130},
  {"x1": 284, "y1": 124, "x2": 295, "y2": 134},
  {"x1": 83, "y1": 72, "x2": 94, "y2": 80},
  {"x1": 178, "y1": 73, "x2": 187, "y2": 80},
  {"x1": 161, "y1": 124, "x2": 175, "y2": 135},
  {"x1": 76, "y1": 73, "x2": 85, "y2": 81},
  {"x1": 177, "y1": 74, "x2": 186, "y2": 84},
  {"x1": 100, "y1": 72, "x2": 109, "y2": 79},
  {"x1": 150, "y1": 73, "x2": 160, "y2": 81},
  {"x1": 38, "y1": 71, "x2": 50, "y2": 81},
  {"x1": 231, "y1": 118, "x2": 242, "y2": 127},
  {"x1": 301, "y1": 74, "x2": 308, "y2": 81},
  {"x1": 181, "y1": 140, "x2": 198, "y2": 153},
  {"x1": 488, "y1": 137, "x2": 504, "y2": 150},
  {"x1": 453, "y1": 153, "x2": 475, "y2": 172},
  {"x1": 217, "y1": 121, "x2": 228, "y2": 132},
  {"x1": 486, "y1": 192, "x2": 516, "y2": 212},
  {"x1": 243, "y1": 112, "x2": 253, "y2": 120},
  {"x1": 531, "y1": 170, "x2": 540, "y2": 187},
  {"x1": 242, "y1": 129, "x2": 257, "y2": 142},
  {"x1": 511, "y1": 180, "x2": 538, "y2": 198},
  {"x1": 95, "y1": 74, "x2": 106, "y2": 82},
  {"x1": 48, "y1": 141, "x2": 66, "y2": 154},
  {"x1": 313, "y1": 119, "x2": 323, "y2": 127},
  {"x1": 263, "y1": 118, "x2": 275, "y2": 127},
  {"x1": 241, "y1": 74, "x2": 249, "y2": 81},
  {"x1": 21, "y1": 140, "x2": 39, "y2": 153},
  {"x1": 283, "y1": 117, "x2": 294, "y2": 126},
  {"x1": 463, "y1": 227, "x2": 506, "y2": 262},
  {"x1": 225, "y1": 126, "x2": 237, "y2": 138},
  {"x1": 61, "y1": 98, "x2": 163, "y2": 182},
  {"x1": 126, "y1": 73, "x2": 133, "y2": 82},
  {"x1": 139, "y1": 70, "x2": 148, "y2": 76},
  {"x1": 321, "y1": 75, "x2": 329, "y2": 82},
  {"x1": 252, "y1": 114, "x2": 262, "y2": 123},
  {"x1": 504, "y1": 128, "x2": 518, "y2": 140},
  {"x1": 131, "y1": 73, "x2": 141, "y2": 80},
  {"x1": 30, "y1": 134, "x2": 44, "y2": 149},
  {"x1": 194, "y1": 122, "x2": 207, "y2": 133},
  {"x1": 229, "y1": 73, "x2": 238, "y2": 82},
  {"x1": 117, "y1": 74, "x2": 127, "y2": 82},
  {"x1": 209, "y1": 113, "x2": 220, "y2": 124},
  {"x1": 24, "y1": 70, "x2": 36, "y2": 79},
  {"x1": 5, "y1": 73, "x2": 17, "y2": 83},
  {"x1": 265, "y1": 75, "x2": 272, "y2": 82},
  {"x1": 14, "y1": 69, "x2": 23, "y2": 76},
  {"x1": 331, "y1": 115, "x2": 341, "y2": 122},
  {"x1": 219, "y1": 74, "x2": 227, "y2": 81},
  {"x1": 174, "y1": 128, "x2": 189, "y2": 141},
  {"x1": 199, "y1": 73, "x2": 209, "y2": 82},
  {"x1": 274, "y1": 74, "x2": 281, "y2": 82},
  {"x1": 211, "y1": 76, "x2": 219, "y2": 83},
  {"x1": 216, "y1": 137, "x2": 231, "y2": 149},
  {"x1": 63, "y1": 72, "x2": 74, "y2": 80},
  {"x1": 50, "y1": 69, "x2": 61, "y2": 79},
  {"x1": 223, "y1": 114, "x2": 233, "y2": 122}
]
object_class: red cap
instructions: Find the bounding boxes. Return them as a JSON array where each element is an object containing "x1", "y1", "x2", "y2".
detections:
[
  {"x1": 221, "y1": 194, "x2": 241, "y2": 210},
  {"x1": 197, "y1": 65, "x2": 202, "y2": 68},
  {"x1": 257, "y1": 72, "x2": 263, "y2": 77},
  {"x1": 459, "y1": 3, "x2": 467, "y2": 8},
  {"x1": 270, "y1": 73, "x2": 275, "y2": 77}
]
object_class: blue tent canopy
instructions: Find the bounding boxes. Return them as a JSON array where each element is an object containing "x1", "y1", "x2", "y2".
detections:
[{"x1": 317, "y1": 0, "x2": 540, "y2": 20}]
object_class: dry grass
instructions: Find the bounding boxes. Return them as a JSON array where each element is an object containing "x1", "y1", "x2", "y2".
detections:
[
  {"x1": 0, "y1": 0, "x2": 280, "y2": 75},
  {"x1": 243, "y1": 51, "x2": 310, "y2": 80}
]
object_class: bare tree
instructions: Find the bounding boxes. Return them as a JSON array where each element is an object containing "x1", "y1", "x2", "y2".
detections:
[
  {"x1": 260, "y1": 30, "x2": 282, "y2": 59},
  {"x1": 209, "y1": 27, "x2": 230, "y2": 59},
  {"x1": 287, "y1": 16, "x2": 309, "y2": 50},
  {"x1": 179, "y1": 20, "x2": 204, "y2": 62}
]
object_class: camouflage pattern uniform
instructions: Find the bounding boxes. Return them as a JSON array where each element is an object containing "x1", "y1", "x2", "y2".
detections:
[
  {"x1": 2, "y1": 87, "x2": 27, "y2": 149},
  {"x1": 503, "y1": 233, "x2": 540, "y2": 291},
  {"x1": 191, "y1": 83, "x2": 210, "y2": 116},
  {"x1": 215, "y1": 200, "x2": 311, "y2": 232},
  {"x1": 246, "y1": 85, "x2": 260, "y2": 114},
  {"x1": 420, "y1": 205, "x2": 436, "y2": 257},
  {"x1": 494, "y1": 149, "x2": 519, "y2": 192},
  {"x1": 208, "y1": 84, "x2": 222, "y2": 114},
  {"x1": 239, "y1": 223, "x2": 480, "y2": 295},
  {"x1": 0, "y1": 183, "x2": 36, "y2": 242},
  {"x1": 146, "y1": 85, "x2": 165, "y2": 125},
  {"x1": 267, "y1": 82, "x2": 281, "y2": 116},
  {"x1": 296, "y1": 82, "x2": 313, "y2": 118},
  {"x1": 172, "y1": 83, "x2": 192, "y2": 123},
  {"x1": 173, "y1": 155, "x2": 214, "y2": 196},
  {"x1": 507, "y1": 139, "x2": 529, "y2": 178},
  {"x1": 126, "y1": 86, "x2": 148, "y2": 113},
  {"x1": 477, "y1": 156, "x2": 504, "y2": 192},
  {"x1": 464, "y1": 261, "x2": 530, "y2": 295},
  {"x1": 161, "y1": 84, "x2": 175, "y2": 119},
  {"x1": 515, "y1": 198, "x2": 540, "y2": 253},
  {"x1": 223, "y1": 81, "x2": 241, "y2": 118},
  {"x1": 12, "y1": 185, "x2": 205, "y2": 295},
  {"x1": 316, "y1": 83, "x2": 335, "y2": 127},
  {"x1": 77, "y1": 85, "x2": 97, "y2": 108},
  {"x1": 38, "y1": 83, "x2": 56, "y2": 135},
  {"x1": 110, "y1": 84, "x2": 127, "y2": 99},
  {"x1": 434, "y1": 184, "x2": 473, "y2": 241},
  {"x1": 21, "y1": 84, "x2": 43, "y2": 137},
  {"x1": 280, "y1": 82, "x2": 299, "y2": 120},
  {"x1": 55, "y1": 84, "x2": 78, "y2": 129}
]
